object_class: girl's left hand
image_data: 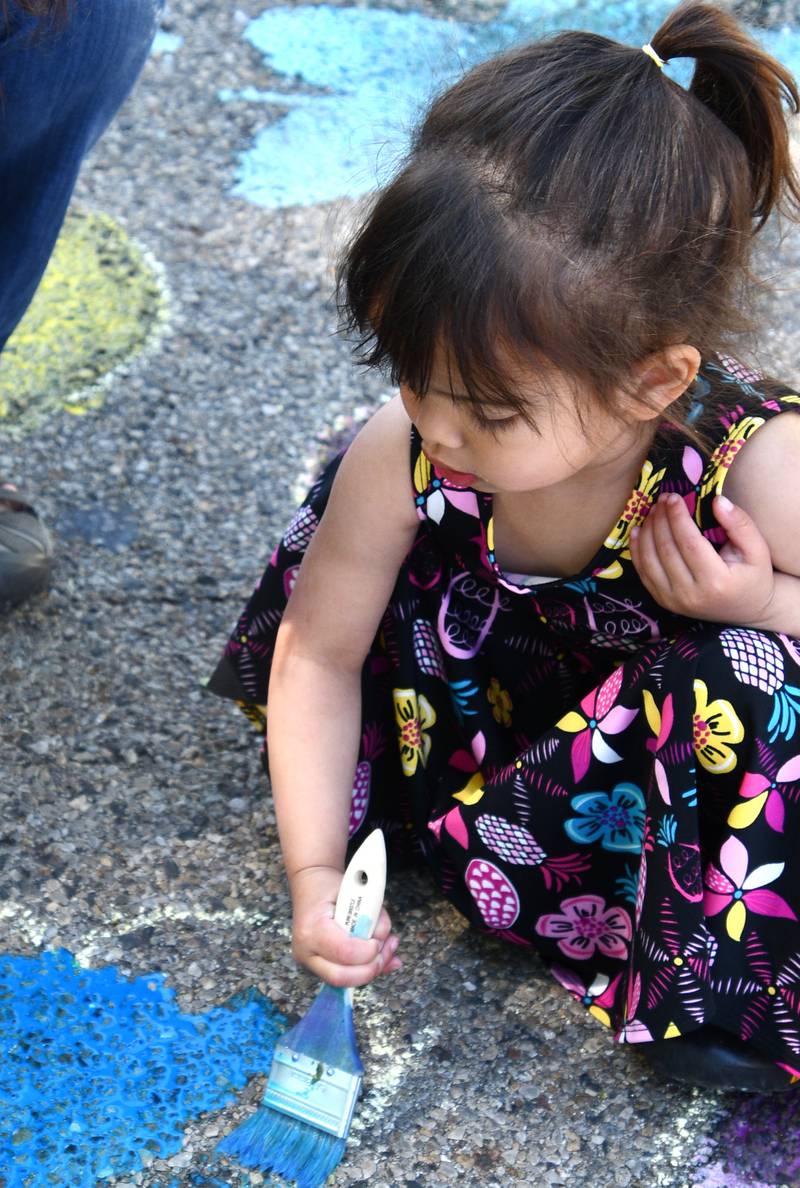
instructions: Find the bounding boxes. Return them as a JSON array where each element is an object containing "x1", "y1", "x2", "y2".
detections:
[{"x1": 629, "y1": 492, "x2": 776, "y2": 627}]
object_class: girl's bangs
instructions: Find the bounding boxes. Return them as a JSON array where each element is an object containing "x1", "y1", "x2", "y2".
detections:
[{"x1": 342, "y1": 163, "x2": 572, "y2": 416}]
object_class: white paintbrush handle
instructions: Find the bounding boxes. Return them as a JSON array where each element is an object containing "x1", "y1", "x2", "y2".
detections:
[{"x1": 333, "y1": 828, "x2": 387, "y2": 940}]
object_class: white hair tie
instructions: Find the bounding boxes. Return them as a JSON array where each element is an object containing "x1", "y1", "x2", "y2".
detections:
[{"x1": 642, "y1": 43, "x2": 666, "y2": 69}]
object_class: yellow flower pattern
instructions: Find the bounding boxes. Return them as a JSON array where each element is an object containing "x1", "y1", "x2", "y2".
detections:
[
  {"x1": 698, "y1": 415, "x2": 764, "y2": 503},
  {"x1": 603, "y1": 459, "x2": 666, "y2": 559},
  {"x1": 693, "y1": 679, "x2": 744, "y2": 775},
  {"x1": 453, "y1": 772, "x2": 485, "y2": 804},
  {"x1": 393, "y1": 687, "x2": 437, "y2": 776},
  {"x1": 413, "y1": 450, "x2": 432, "y2": 495},
  {"x1": 487, "y1": 677, "x2": 513, "y2": 725}
]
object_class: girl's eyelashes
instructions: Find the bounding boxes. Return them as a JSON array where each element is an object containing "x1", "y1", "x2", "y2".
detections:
[
  {"x1": 402, "y1": 384, "x2": 534, "y2": 435},
  {"x1": 481, "y1": 414, "x2": 520, "y2": 434},
  {"x1": 465, "y1": 404, "x2": 513, "y2": 427},
  {"x1": 471, "y1": 409, "x2": 533, "y2": 435},
  {"x1": 440, "y1": 391, "x2": 520, "y2": 430}
]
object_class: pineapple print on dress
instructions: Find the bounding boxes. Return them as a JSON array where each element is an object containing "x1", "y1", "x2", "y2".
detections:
[
  {"x1": 282, "y1": 504, "x2": 319, "y2": 553},
  {"x1": 465, "y1": 858, "x2": 520, "y2": 929},
  {"x1": 476, "y1": 814, "x2": 545, "y2": 865},
  {"x1": 350, "y1": 723, "x2": 386, "y2": 837},
  {"x1": 475, "y1": 804, "x2": 591, "y2": 893},
  {"x1": 412, "y1": 618, "x2": 447, "y2": 680},
  {"x1": 721, "y1": 629, "x2": 800, "y2": 744}
]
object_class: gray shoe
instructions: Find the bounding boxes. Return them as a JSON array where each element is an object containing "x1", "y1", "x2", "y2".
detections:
[{"x1": 0, "y1": 483, "x2": 54, "y2": 610}]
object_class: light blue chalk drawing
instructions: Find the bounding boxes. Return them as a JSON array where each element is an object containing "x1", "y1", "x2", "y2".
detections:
[
  {"x1": 152, "y1": 28, "x2": 184, "y2": 54},
  {"x1": 219, "y1": 0, "x2": 800, "y2": 209},
  {"x1": 218, "y1": 4, "x2": 486, "y2": 207},
  {"x1": 0, "y1": 950, "x2": 283, "y2": 1185}
]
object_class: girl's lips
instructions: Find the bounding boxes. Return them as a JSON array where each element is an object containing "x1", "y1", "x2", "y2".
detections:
[{"x1": 430, "y1": 459, "x2": 477, "y2": 486}]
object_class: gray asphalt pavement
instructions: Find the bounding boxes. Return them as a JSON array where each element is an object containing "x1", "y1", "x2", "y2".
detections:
[{"x1": 3, "y1": 1, "x2": 800, "y2": 1185}]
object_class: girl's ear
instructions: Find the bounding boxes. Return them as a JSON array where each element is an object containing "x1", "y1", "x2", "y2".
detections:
[{"x1": 626, "y1": 345, "x2": 702, "y2": 421}]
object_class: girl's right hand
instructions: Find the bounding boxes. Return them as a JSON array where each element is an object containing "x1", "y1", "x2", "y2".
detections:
[{"x1": 289, "y1": 865, "x2": 402, "y2": 988}]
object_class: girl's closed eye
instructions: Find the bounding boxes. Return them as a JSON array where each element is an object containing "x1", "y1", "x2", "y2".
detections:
[
  {"x1": 475, "y1": 410, "x2": 535, "y2": 437},
  {"x1": 463, "y1": 402, "x2": 521, "y2": 431}
]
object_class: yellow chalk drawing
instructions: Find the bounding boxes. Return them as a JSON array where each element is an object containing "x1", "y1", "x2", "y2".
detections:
[{"x1": 0, "y1": 207, "x2": 165, "y2": 433}]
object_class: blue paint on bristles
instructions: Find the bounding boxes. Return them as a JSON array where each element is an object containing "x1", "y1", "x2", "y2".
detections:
[
  {"x1": 217, "y1": 982, "x2": 363, "y2": 1188},
  {"x1": 218, "y1": 1108, "x2": 346, "y2": 1188}
]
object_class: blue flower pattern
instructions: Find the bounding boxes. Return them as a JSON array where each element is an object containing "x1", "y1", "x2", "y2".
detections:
[{"x1": 565, "y1": 782, "x2": 646, "y2": 853}]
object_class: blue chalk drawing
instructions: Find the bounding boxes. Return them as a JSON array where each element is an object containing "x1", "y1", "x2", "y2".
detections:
[
  {"x1": 220, "y1": 0, "x2": 800, "y2": 209},
  {"x1": 0, "y1": 950, "x2": 284, "y2": 1185},
  {"x1": 218, "y1": 4, "x2": 485, "y2": 207},
  {"x1": 152, "y1": 28, "x2": 184, "y2": 54}
]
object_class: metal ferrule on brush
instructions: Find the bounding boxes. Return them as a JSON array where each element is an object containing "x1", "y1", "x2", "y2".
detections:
[
  {"x1": 264, "y1": 1042, "x2": 362, "y2": 1138},
  {"x1": 262, "y1": 965, "x2": 366, "y2": 1138}
]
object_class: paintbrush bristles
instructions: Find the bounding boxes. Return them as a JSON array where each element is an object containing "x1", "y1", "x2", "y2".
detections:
[{"x1": 218, "y1": 1107, "x2": 346, "y2": 1188}]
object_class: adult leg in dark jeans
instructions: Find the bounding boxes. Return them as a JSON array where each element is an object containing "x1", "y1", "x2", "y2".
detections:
[{"x1": 0, "y1": 0, "x2": 160, "y2": 609}]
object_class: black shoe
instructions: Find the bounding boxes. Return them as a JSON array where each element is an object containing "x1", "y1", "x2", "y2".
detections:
[
  {"x1": 0, "y1": 482, "x2": 53, "y2": 609},
  {"x1": 641, "y1": 1025, "x2": 797, "y2": 1093}
]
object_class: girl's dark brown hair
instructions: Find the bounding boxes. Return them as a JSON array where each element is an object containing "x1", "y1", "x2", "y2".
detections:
[{"x1": 339, "y1": 2, "x2": 800, "y2": 437}]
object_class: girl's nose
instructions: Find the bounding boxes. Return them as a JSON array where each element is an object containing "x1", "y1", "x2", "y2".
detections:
[{"x1": 411, "y1": 395, "x2": 465, "y2": 451}]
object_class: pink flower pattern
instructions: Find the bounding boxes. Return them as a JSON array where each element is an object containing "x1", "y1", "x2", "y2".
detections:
[
  {"x1": 704, "y1": 836, "x2": 797, "y2": 941},
  {"x1": 536, "y1": 894, "x2": 632, "y2": 960},
  {"x1": 729, "y1": 751, "x2": 800, "y2": 833},
  {"x1": 556, "y1": 667, "x2": 639, "y2": 783}
]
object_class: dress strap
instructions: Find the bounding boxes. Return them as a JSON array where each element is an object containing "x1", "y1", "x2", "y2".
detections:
[{"x1": 691, "y1": 362, "x2": 800, "y2": 542}]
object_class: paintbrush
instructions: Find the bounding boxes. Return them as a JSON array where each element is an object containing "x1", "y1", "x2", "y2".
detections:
[{"x1": 218, "y1": 827, "x2": 387, "y2": 1188}]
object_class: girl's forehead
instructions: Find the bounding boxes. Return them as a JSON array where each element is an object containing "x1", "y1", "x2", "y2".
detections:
[{"x1": 428, "y1": 342, "x2": 570, "y2": 402}]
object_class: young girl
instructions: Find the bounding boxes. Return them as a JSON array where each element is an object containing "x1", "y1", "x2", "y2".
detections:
[{"x1": 210, "y1": 1, "x2": 800, "y2": 1093}]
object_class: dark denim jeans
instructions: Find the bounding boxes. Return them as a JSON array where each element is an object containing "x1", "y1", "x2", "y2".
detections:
[{"x1": 0, "y1": 0, "x2": 160, "y2": 348}]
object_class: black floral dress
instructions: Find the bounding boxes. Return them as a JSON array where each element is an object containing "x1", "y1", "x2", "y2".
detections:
[{"x1": 209, "y1": 360, "x2": 800, "y2": 1072}]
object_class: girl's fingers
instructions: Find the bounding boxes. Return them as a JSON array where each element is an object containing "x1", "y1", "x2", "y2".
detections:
[
  {"x1": 311, "y1": 954, "x2": 388, "y2": 988},
  {"x1": 311, "y1": 934, "x2": 401, "y2": 988},
  {"x1": 317, "y1": 917, "x2": 399, "y2": 968},
  {"x1": 325, "y1": 928, "x2": 382, "y2": 967},
  {"x1": 649, "y1": 497, "x2": 696, "y2": 587},
  {"x1": 659, "y1": 494, "x2": 724, "y2": 583},
  {"x1": 379, "y1": 934, "x2": 401, "y2": 972},
  {"x1": 713, "y1": 494, "x2": 771, "y2": 565},
  {"x1": 372, "y1": 906, "x2": 393, "y2": 943},
  {"x1": 631, "y1": 513, "x2": 670, "y2": 594}
]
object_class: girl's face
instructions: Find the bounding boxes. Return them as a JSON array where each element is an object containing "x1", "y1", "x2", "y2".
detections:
[{"x1": 399, "y1": 357, "x2": 650, "y2": 496}]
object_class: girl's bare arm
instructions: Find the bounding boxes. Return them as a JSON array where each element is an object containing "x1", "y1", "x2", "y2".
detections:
[{"x1": 267, "y1": 396, "x2": 418, "y2": 985}]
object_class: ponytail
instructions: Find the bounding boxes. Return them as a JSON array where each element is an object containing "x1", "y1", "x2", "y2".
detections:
[{"x1": 651, "y1": 2, "x2": 800, "y2": 226}]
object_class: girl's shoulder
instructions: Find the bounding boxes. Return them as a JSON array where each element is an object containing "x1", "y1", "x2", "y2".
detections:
[
  {"x1": 330, "y1": 395, "x2": 418, "y2": 529},
  {"x1": 691, "y1": 358, "x2": 800, "y2": 573},
  {"x1": 344, "y1": 393, "x2": 413, "y2": 463},
  {"x1": 652, "y1": 357, "x2": 799, "y2": 543}
]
